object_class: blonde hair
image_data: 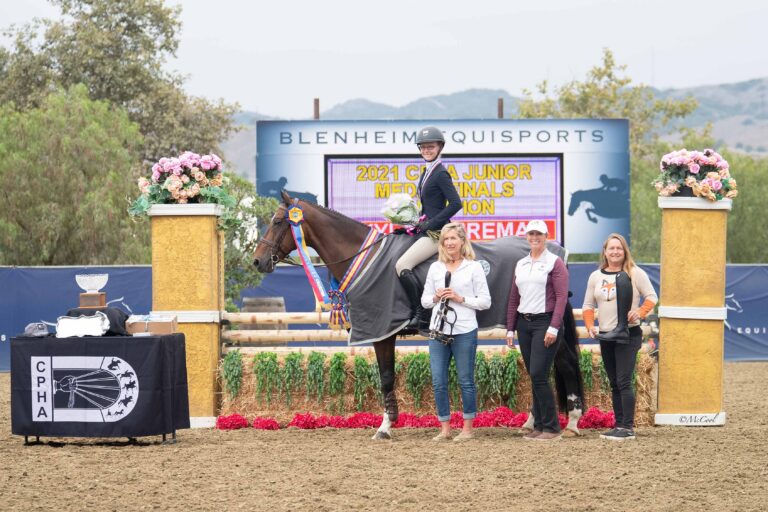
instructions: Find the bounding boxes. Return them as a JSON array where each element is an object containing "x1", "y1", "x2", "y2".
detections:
[
  {"x1": 437, "y1": 223, "x2": 475, "y2": 263},
  {"x1": 599, "y1": 233, "x2": 636, "y2": 274}
]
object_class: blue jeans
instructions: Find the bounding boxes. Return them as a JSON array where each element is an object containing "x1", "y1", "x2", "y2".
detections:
[{"x1": 429, "y1": 329, "x2": 478, "y2": 422}]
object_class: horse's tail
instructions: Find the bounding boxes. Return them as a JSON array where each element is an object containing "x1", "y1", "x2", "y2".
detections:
[{"x1": 554, "y1": 300, "x2": 585, "y2": 412}]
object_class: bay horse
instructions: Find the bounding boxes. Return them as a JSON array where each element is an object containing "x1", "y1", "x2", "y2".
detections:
[{"x1": 253, "y1": 191, "x2": 584, "y2": 439}]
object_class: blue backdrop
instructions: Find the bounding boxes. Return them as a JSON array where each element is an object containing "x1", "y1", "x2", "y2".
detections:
[{"x1": 2, "y1": 263, "x2": 767, "y2": 371}]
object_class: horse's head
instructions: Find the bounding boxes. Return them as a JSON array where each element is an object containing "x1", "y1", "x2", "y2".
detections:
[
  {"x1": 567, "y1": 191, "x2": 582, "y2": 216},
  {"x1": 253, "y1": 190, "x2": 298, "y2": 273}
]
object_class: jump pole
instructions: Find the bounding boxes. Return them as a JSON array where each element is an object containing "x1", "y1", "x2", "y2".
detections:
[
  {"x1": 149, "y1": 204, "x2": 224, "y2": 426},
  {"x1": 656, "y1": 197, "x2": 732, "y2": 426}
]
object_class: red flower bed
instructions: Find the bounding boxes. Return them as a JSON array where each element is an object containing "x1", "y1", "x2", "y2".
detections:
[
  {"x1": 218, "y1": 407, "x2": 616, "y2": 431},
  {"x1": 576, "y1": 406, "x2": 615, "y2": 429},
  {"x1": 252, "y1": 417, "x2": 280, "y2": 430},
  {"x1": 215, "y1": 413, "x2": 249, "y2": 430}
]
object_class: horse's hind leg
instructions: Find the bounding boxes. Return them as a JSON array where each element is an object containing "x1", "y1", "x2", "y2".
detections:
[
  {"x1": 555, "y1": 302, "x2": 585, "y2": 437},
  {"x1": 372, "y1": 335, "x2": 398, "y2": 440}
]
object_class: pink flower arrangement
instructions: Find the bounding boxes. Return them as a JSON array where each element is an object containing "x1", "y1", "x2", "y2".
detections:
[
  {"x1": 653, "y1": 148, "x2": 737, "y2": 201},
  {"x1": 218, "y1": 407, "x2": 616, "y2": 431},
  {"x1": 129, "y1": 150, "x2": 235, "y2": 217}
]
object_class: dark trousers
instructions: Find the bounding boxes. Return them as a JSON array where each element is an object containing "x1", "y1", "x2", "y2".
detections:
[
  {"x1": 599, "y1": 330, "x2": 642, "y2": 429},
  {"x1": 518, "y1": 313, "x2": 561, "y2": 433}
]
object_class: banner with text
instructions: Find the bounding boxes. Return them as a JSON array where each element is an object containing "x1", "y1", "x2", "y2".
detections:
[
  {"x1": 327, "y1": 155, "x2": 562, "y2": 242},
  {"x1": 256, "y1": 119, "x2": 629, "y2": 253}
]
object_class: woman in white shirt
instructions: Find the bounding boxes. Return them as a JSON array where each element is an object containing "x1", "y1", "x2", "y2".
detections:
[
  {"x1": 506, "y1": 220, "x2": 569, "y2": 441},
  {"x1": 421, "y1": 222, "x2": 491, "y2": 442}
]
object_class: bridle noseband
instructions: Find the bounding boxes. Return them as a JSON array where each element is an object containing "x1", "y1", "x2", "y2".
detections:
[{"x1": 258, "y1": 206, "x2": 293, "y2": 269}]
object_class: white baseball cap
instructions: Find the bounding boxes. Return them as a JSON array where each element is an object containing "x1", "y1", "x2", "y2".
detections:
[{"x1": 525, "y1": 220, "x2": 548, "y2": 235}]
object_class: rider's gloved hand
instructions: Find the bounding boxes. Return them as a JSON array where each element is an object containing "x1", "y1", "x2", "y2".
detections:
[{"x1": 415, "y1": 221, "x2": 431, "y2": 233}]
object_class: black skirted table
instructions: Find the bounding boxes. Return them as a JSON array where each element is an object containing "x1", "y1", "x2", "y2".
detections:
[{"x1": 11, "y1": 334, "x2": 190, "y2": 444}]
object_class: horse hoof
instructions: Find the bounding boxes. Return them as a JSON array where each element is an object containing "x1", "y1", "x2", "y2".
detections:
[
  {"x1": 563, "y1": 429, "x2": 581, "y2": 438},
  {"x1": 372, "y1": 431, "x2": 391, "y2": 441}
]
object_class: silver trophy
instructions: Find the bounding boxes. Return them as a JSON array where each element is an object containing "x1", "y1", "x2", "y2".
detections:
[{"x1": 75, "y1": 273, "x2": 109, "y2": 308}]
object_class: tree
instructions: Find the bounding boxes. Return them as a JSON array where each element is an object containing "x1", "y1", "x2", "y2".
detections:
[
  {"x1": 0, "y1": 0, "x2": 237, "y2": 163},
  {"x1": 0, "y1": 85, "x2": 150, "y2": 265},
  {"x1": 515, "y1": 48, "x2": 698, "y2": 262}
]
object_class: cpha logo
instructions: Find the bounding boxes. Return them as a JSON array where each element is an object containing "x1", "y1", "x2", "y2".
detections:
[{"x1": 31, "y1": 356, "x2": 139, "y2": 422}]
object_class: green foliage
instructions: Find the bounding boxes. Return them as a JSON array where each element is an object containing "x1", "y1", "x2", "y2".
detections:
[
  {"x1": 0, "y1": 0, "x2": 237, "y2": 164},
  {"x1": 221, "y1": 350, "x2": 243, "y2": 398},
  {"x1": 516, "y1": 48, "x2": 697, "y2": 160},
  {"x1": 503, "y1": 350, "x2": 521, "y2": 409},
  {"x1": 222, "y1": 174, "x2": 279, "y2": 302},
  {"x1": 328, "y1": 352, "x2": 348, "y2": 413},
  {"x1": 474, "y1": 352, "x2": 490, "y2": 409},
  {"x1": 368, "y1": 361, "x2": 383, "y2": 405},
  {"x1": 515, "y1": 48, "x2": 698, "y2": 262},
  {"x1": 580, "y1": 350, "x2": 594, "y2": 391},
  {"x1": 402, "y1": 353, "x2": 431, "y2": 409},
  {"x1": 352, "y1": 356, "x2": 372, "y2": 411},
  {"x1": 486, "y1": 354, "x2": 506, "y2": 401},
  {"x1": 252, "y1": 352, "x2": 279, "y2": 406},
  {"x1": 306, "y1": 351, "x2": 326, "y2": 402},
  {"x1": 0, "y1": 85, "x2": 149, "y2": 265},
  {"x1": 598, "y1": 357, "x2": 611, "y2": 392},
  {"x1": 632, "y1": 351, "x2": 640, "y2": 392},
  {"x1": 281, "y1": 352, "x2": 304, "y2": 408}
]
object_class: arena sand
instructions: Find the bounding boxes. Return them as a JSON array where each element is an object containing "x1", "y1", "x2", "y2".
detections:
[{"x1": 1, "y1": 362, "x2": 767, "y2": 511}]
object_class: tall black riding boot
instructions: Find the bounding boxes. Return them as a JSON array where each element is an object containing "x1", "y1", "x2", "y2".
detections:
[
  {"x1": 398, "y1": 269, "x2": 424, "y2": 332},
  {"x1": 598, "y1": 271, "x2": 631, "y2": 343}
]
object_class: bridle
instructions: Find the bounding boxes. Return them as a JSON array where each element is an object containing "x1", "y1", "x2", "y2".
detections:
[
  {"x1": 257, "y1": 205, "x2": 294, "y2": 270},
  {"x1": 257, "y1": 202, "x2": 391, "y2": 270}
]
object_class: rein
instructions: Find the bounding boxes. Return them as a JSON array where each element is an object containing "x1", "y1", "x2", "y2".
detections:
[
  {"x1": 266, "y1": 200, "x2": 386, "y2": 329},
  {"x1": 262, "y1": 203, "x2": 391, "y2": 268}
]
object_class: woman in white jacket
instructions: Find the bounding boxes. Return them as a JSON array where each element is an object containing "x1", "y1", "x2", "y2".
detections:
[{"x1": 421, "y1": 223, "x2": 491, "y2": 441}]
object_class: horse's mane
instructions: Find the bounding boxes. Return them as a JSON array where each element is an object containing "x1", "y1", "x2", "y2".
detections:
[{"x1": 299, "y1": 199, "x2": 367, "y2": 229}]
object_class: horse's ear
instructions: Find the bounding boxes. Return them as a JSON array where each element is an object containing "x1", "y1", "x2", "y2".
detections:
[{"x1": 280, "y1": 190, "x2": 292, "y2": 206}]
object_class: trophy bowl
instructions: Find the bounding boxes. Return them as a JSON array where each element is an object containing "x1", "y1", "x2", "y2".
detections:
[{"x1": 75, "y1": 273, "x2": 109, "y2": 293}]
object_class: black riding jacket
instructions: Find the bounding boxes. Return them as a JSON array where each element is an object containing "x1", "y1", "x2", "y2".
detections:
[{"x1": 417, "y1": 163, "x2": 462, "y2": 232}]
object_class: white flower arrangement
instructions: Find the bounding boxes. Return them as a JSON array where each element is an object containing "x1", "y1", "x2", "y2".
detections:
[{"x1": 381, "y1": 193, "x2": 419, "y2": 225}]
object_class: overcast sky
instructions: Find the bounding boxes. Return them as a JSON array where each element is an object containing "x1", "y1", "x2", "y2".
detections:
[{"x1": 2, "y1": 0, "x2": 766, "y2": 118}]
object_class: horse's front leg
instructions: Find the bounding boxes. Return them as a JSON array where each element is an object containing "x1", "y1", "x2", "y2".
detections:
[
  {"x1": 372, "y1": 335, "x2": 398, "y2": 440},
  {"x1": 586, "y1": 208, "x2": 598, "y2": 223}
]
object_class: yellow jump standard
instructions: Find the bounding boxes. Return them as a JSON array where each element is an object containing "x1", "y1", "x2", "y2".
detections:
[
  {"x1": 149, "y1": 204, "x2": 224, "y2": 425},
  {"x1": 656, "y1": 196, "x2": 732, "y2": 426}
]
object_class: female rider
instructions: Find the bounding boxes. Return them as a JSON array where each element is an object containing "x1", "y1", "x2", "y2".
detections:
[{"x1": 395, "y1": 126, "x2": 462, "y2": 331}]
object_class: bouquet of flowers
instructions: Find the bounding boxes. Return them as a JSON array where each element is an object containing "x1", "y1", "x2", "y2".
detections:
[
  {"x1": 653, "y1": 148, "x2": 738, "y2": 201},
  {"x1": 129, "y1": 151, "x2": 236, "y2": 216},
  {"x1": 381, "y1": 193, "x2": 420, "y2": 225}
]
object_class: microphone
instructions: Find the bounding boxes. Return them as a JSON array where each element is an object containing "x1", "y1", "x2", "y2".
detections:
[{"x1": 444, "y1": 271, "x2": 452, "y2": 288}]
